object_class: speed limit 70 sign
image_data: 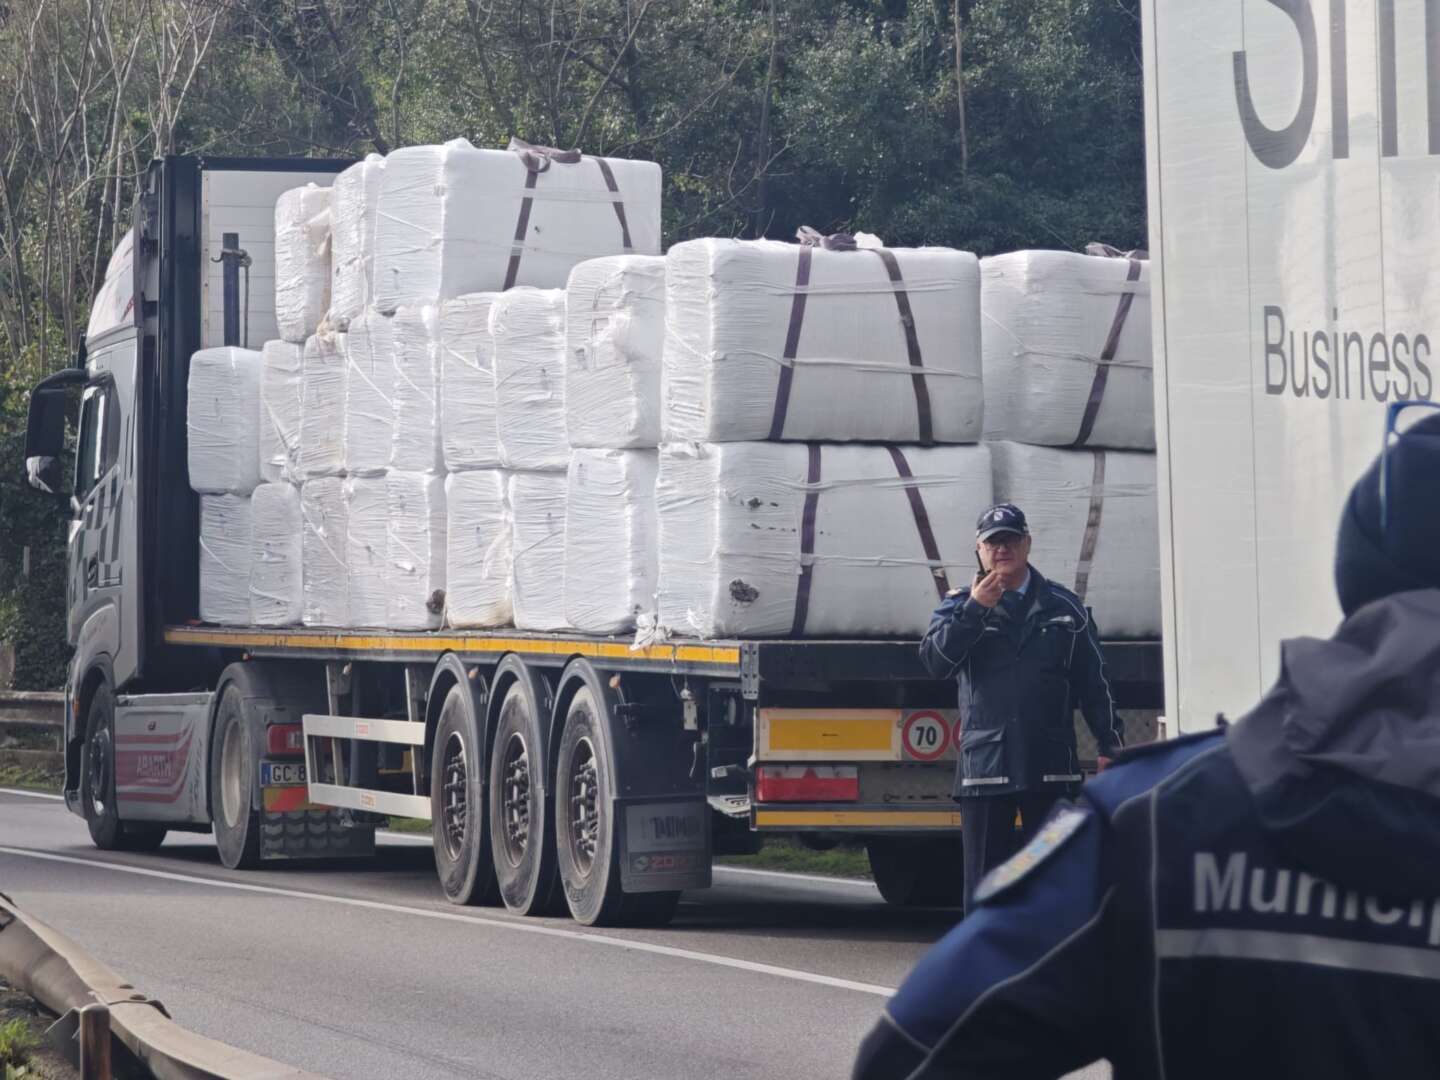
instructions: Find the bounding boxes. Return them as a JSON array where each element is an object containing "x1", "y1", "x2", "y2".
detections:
[{"x1": 901, "y1": 710, "x2": 951, "y2": 761}]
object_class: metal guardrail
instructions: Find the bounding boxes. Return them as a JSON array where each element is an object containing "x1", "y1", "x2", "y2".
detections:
[
  {"x1": 0, "y1": 892, "x2": 327, "y2": 1079},
  {"x1": 0, "y1": 691, "x2": 64, "y2": 760}
]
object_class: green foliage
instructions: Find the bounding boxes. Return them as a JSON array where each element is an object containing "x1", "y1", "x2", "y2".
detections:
[
  {"x1": 0, "y1": 1018, "x2": 33, "y2": 1070},
  {"x1": 0, "y1": 358, "x2": 70, "y2": 691}
]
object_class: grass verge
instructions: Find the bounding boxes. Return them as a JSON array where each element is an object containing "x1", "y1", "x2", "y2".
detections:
[
  {"x1": 0, "y1": 763, "x2": 62, "y2": 795},
  {"x1": 0, "y1": 979, "x2": 76, "y2": 1079},
  {"x1": 717, "y1": 838, "x2": 872, "y2": 880}
]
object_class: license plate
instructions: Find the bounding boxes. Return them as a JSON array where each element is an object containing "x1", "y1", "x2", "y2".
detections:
[{"x1": 261, "y1": 761, "x2": 306, "y2": 786}]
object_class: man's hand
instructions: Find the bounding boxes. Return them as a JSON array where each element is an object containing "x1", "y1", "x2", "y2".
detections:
[
  {"x1": 1097, "y1": 755, "x2": 1114, "y2": 773},
  {"x1": 970, "y1": 570, "x2": 1005, "y2": 609}
]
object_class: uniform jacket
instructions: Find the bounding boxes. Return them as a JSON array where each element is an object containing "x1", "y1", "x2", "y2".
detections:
[
  {"x1": 918, "y1": 567, "x2": 1122, "y2": 798},
  {"x1": 856, "y1": 589, "x2": 1440, "y2": 1080}
]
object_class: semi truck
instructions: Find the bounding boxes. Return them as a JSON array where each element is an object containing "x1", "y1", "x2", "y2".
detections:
[
  {"x1": 1141, "y1": 0, "x2": 1438, "y2": 732},
  {"x1": 20, "y1": 154, "x2": 1162, "y2": 926}
]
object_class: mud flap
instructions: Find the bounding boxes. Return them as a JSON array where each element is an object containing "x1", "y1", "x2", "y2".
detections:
[
  {"x1": 259, "y1": 808, "x2": 376, "y2": 860},
  {"x1": 617, "y1": 796, "x2": 711, "y2": 894}
]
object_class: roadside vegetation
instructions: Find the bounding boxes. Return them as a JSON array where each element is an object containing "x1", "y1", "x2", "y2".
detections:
[
  {"x1": 0, "y1": 0, "x2": 1146, "y2": 692},
  {"x1": 0, "y1": 982, "x2": 76, "y2": 1079}
]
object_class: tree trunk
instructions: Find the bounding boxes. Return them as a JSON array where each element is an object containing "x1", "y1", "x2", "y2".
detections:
[
  {"x1": 753, "y1": 0, "x2": 779, "y2": 238},
  {"x1": 954, "y1": 0, "x2": 968, "y2": 176}
]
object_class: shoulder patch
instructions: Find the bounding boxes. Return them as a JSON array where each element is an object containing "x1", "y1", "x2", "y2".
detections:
[{"x1": 974, "y1": 804, "x2": 1088, "y2": 905}]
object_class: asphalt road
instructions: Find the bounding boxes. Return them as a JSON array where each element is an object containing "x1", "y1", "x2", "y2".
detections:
[{"x1": 0, "y1": 789, "x2": 1108, "y2": 1080}]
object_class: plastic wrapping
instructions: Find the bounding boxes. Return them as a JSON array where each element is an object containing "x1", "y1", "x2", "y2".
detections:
[
  {"x1": 387, "y1": 472, "x2": 447, "y2": 630},
  {"x1": 345, "y1": 308, "x2": 395, "y2": 476},
  {"x1": 298, "y1": 331, "x2": 347, "y2": 479},
  {"x1": 980, "y1": 250, "x2": 1153, "y2": 449},
  {"x1": 372, "y1": 139, "x2": 662, "y2": 312},
  {"x1": 438, "y1": 293, "x2": 503, "y2": 471},
  {"x1": 301, "y1": 477, "x2": 349, "y2": 627},
  {"x1": 507, "y1": 471, "x2": 569, "y2": 631},
  {"x1": 989, "y1": 441, "x2": 1161, "y2": 639},
  {"x1": 663, "y1": 238, "x2": 983, "y2": 443},
  {"x1": 390, "y1": 305, "x2": 443, "y2": 472},
  {"x1": 260, "y1": 340, "x2": 304, "y2": 484},
  {"x1": 657, "y1": 442, "x2": 993, "y2": 638},
  {"x1": 565, "y1": 255, "x2": 666, "y2": 448},
  {"x1": 564, "y1": 449, "x2": 658, "y2": 634},
  {"x1": 188, "y1": 347, "x2": 263, "y2": 495},
  {"x1": 250, "y1": 482, "x2": 304, "y2": 626},
  {"x1": 199, "y1": 494, "x2": 253, "y2": 624},
  {"x1": 493, "y1": 288, "x2": 569, "y2": 469},
  {"x1": 330, "y1": 155, "x2": 385, "y2": 328},
  {"x1": 346, "y1": 475, "x2": 390, "y2": 628},
  {"x1": 275, "y1": 183, "x2": 333, "y2": 342},
  {"x1": 445, "y1": 470, "x2": 513, "y2": 628}
]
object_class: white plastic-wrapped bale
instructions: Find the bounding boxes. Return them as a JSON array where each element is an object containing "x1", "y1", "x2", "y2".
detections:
[
  {"x1": 565, "y1": 255, "x2": 665, "y2": 448},
  {"x1": 390, "y1": 305, "x2": 443, "y2": 472},
  {"x1": 301, "y1": 477, "x2": 349, "y2": 627},
  {"x1": 445, "y1": 470, "x2": 512, "y2": 628},
  {"x1": 663, "y1": 238, "x2": 983, "y2": 444},
  {"x1": 260, "y1": 340, "x2": 304, "y2": 484},
  {"x1": 564, "y1": 449, "x2": 658, "y2": 634},
  {"x1": 387, "y1": 472, "x2": 447, "y2": 630},
  {"x1": 188, "y1": 347, "x2": 262, "y2": 494},
  {"x1": 345, "y1": 308, "x2": 395, "y2": 476},
  {"x1": 250, "y1": 482, "x2": 304, "y2": 626},
  {"x1": 330, "y1": 154, "x2": 385, "y2": 328},
  {"x1": 657, "y1": 442, "x2": 992, "y2": 638},
  {"x1": 508, "y1": 471, "x2": 569, "y2": 631},
  {"x1": 438, "y1": 293, "x2": 503, "y2": 471},
  {"x1": 298, "y1": 331, "x2": 347, "y2": 479},
  {"x1": 199, "y1": 494, "x2": 253, "y2": 624},
  {"x1": 980, "y1": 249, "x2": 1154, "y2": 449},
  {"x1": 989, "y1": 441, "x2": 1161, "y2": 639},
  {"x1": 274, "y1": 183, "x2": 332, "y2": 342},
  {"x1": 346, "y1": 475, "x2": 389, "y2": 628},
  {"x1": 494, "y1": 288, "x2": 568, "y2": 470},
  {"x1": 371, "y1": 139, "x2": 662, "y2": 311}
]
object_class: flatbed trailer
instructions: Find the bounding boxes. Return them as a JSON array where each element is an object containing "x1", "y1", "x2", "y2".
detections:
[{"x1": 24, "y1": 153, "x2": 1164, "y2": 926}]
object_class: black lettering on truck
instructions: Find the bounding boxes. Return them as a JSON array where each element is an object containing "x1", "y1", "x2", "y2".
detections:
[{"x1": 1234, "y1": 0, "x2": 1318, "y2": 169}]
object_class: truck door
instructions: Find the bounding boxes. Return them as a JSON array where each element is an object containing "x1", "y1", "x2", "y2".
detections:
[{"x1": 68, "y1": 338, "x2": 143, "y2": 688}]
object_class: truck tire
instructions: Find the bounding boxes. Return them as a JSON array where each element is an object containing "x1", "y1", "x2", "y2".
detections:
[
  {"x1": 554, "y1": 686, "x2": 679, "y2": 927},
  {"x1": 488, "y1": 679, "x2": 564, "y2": 915},
  {"x1": 80, "y1": 683, "x2": 167, "y2": 852},
  {"x1": 211, "y1": 683, "x2": 262, "y2": 869},
  {"x1": 431, "y1": 684, "x2": 498, "y2": 905},
  {"x1": 866, "y1": 837, "x2": 965, "y2": 908}
]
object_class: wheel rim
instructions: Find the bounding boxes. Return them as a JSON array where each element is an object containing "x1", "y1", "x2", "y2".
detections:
[
  {"x1": 440, "y1": 731, "x2": 469, "y2": 862},
  {"x1": 220, "y1": 719, "x2": 245, "y2": 827},
  {"x1": 87, "y1": 719, "x2": 112, "y2": 818},
  {"x1": 499, "y1": 732, "x2": 531, "y2": 868},
  {"x1": 567, "y1": 736, "x2": 600, "y2": 877}
]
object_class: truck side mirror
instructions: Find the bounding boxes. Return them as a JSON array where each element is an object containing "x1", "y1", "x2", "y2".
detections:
[{"x1": 24, "y1": 366, "x2": 86, "y2": 496}]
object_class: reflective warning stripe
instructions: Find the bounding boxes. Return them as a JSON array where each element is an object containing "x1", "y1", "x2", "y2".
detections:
[
  {"x1": 1042, "y1": 773, "x2": 1084, "y2": 783},
  {"x1": 1156, "y1": 929, "x2": 1440, "y2": 981},
  {"x1": 754, "y1": 808, "x2": 962, "y2": 829},
  {"x1": 961, "y1": 776, "x2": 1010, "y2": 786}
]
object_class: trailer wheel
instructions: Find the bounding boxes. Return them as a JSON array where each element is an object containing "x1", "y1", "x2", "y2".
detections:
[
  {"x1": 555, "y1": 686, "x2": 679, "y2": 927},
  {"x1": 81, "y1": 683, "x2": 167, "y2": 852},
  {"x1": 488, "y1": 680, "x2": 564, "y2": 915},
  {"x1": 211, "y1": 683, "x2": 262, "y2": 869},
  {"x1": 431, "y1": 684, "x2": 498, "y2": 905},
  {"x1": 866, "y1": 837, "x2": 965, "y2": 908}
]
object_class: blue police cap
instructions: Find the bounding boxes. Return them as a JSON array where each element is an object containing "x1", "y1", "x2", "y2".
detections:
[{"x1": 976, "y1": 503, "x2": 1029, "y2": 541}]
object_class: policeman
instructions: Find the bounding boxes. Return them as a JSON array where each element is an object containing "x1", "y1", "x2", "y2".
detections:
[
  {"x1": 854, "y1": 409, "x2": 1440, "y2": 1080},
  {"x1": 920, "y1": 503, "x2": 1123, "y2": 913}
]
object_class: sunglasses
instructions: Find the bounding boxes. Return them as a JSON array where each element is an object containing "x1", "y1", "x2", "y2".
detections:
[{"x1": 1379, "y1": 399, "x2": 1440, "y2": 538}]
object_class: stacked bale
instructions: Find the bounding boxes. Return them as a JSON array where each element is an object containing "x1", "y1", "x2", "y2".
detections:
[
  {"x1": 655, "y1": 232, "x2": 994, "y2": 638},
  {"x1": 979, "y1": 246, "x2": 1160, "y2": 638}
]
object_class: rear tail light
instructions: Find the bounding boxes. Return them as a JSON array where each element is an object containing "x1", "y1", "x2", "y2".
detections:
[
  {"x1": 755, "y1": 766, "x2": 859, "y2": 803},
  {"x1": 266, "y1": 724, "x2": 304, "y2": 755}
]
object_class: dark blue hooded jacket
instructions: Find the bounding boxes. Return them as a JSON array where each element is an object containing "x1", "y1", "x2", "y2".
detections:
[{"x1": 857, "y1": 589, "x2": 1440, "y2": 1079}]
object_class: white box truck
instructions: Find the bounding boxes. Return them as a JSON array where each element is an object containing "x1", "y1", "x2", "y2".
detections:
[{"x1": 1142, "y1": 0, "x2": 1437, "y2": 731}]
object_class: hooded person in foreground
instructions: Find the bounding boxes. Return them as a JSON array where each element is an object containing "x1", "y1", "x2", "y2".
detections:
[{"x1": 852, "y1": 407, "x2": 1440, "y2": 1080}]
